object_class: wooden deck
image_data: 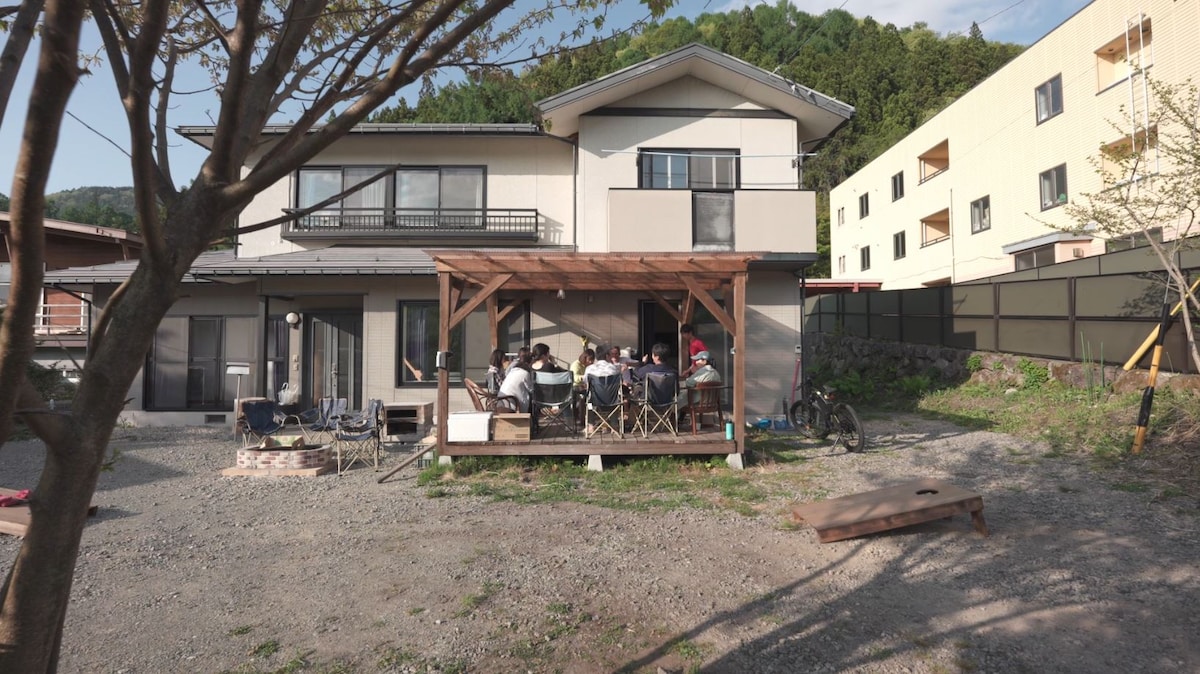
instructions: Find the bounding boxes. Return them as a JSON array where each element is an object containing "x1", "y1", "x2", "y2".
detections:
[{"x1": 441, "y1": 427, "x2": 735, "y2": 457}]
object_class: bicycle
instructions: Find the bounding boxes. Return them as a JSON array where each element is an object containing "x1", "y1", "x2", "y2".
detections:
[{"x1": 787, "y1": 376, "x2": 866, "y2": 452}]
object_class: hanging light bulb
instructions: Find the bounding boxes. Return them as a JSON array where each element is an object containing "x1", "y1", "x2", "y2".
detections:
[{"x1": 556, "y1": 288, "x2": 566, "y2": 300}]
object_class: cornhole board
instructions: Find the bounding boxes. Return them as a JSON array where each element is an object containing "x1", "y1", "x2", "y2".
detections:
[
  {"x1": 792, "y1": 478, "x2": 989, "y2": 543},
  {"x1": 0, "y1": 488, "x2": 100, "y2": 538}
]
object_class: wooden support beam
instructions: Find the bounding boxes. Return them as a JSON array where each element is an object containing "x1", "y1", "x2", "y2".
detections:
[
  {"x1": 449, "y1": 277, "x2": 463, "y2": 319},
  {"x1": 680, "y1": 274, "x2": 737, "y2": 338},
  {"x1": 732, "y1": 272, "x2": 747, "y2": 453},
  {"x1": 647, "y1": 290, "x2": 682, "y2": 323},
  {"x1": 449, "y1": 273, "x2": 513, "y2": 330},
  {"x1": 436, "y1": 272, "x2": 452, "y2": 459},
  {"x1": 496, "y1": 299, "x2": 521, "y2": 323}
]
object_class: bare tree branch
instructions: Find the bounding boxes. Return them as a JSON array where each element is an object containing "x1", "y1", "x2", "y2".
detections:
[
  {"x1": 190, "y1": 0, "x2": 233, "y2": 55},
  {"x1": 0, "y1": 0, "x2": 45, "y2": 131},
  {"x1": 154, "y1": 38, "x2": 178, "y2": 198}
]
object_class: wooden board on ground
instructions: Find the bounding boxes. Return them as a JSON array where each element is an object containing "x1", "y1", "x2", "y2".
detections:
[
  {"x1": 220, "y1": 462, "x2": 335, "y2": 477},
  {"x1": 791, "y1": 478, "x2": 989, "y2": 543},
  {"x1": 0, "y1": 488, "x2": 100, "y2": 538}
]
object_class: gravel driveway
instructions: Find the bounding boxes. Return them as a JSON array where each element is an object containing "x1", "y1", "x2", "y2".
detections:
[{"x1": 1, "y1": 413, "x2": 1197, "y2": 673}]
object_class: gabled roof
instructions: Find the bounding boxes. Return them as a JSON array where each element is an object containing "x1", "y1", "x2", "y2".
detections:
[
  {"x1": 0, "y1": 212, "x2": 143, "y2": 246},
  {"x1": 536, "y1": 43, "x2": 853, "y2": 141}
]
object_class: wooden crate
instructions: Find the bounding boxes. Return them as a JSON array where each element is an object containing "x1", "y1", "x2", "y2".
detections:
[
  {"x1": 383, "y1": 402, "x2": 434, "y2": 442},
  {"x1": 491, "y1": 413, "x2": 531, "y2": 441}
]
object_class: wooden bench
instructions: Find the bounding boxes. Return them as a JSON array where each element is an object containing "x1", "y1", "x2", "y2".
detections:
[{"x1": 792, "y1": 478, "x2": 989, "y2": 543}]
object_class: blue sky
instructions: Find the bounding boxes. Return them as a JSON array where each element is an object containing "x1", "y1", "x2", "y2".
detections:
[{"x1": 0, "y1": 0, "x2": 1090, "y2": 195}]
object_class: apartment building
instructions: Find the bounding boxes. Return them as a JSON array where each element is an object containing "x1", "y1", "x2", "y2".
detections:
[
  {"x1": 830, "y1": 0, "x2": 1199, "y2": 290},
  {"x1": 47, "y1": 44, "x2": 853, "y2": 425}
]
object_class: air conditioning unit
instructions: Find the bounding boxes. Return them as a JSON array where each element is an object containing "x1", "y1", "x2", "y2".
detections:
[{"x1": 1072, "y1": 247, "x2": 1085, "y2": 258}]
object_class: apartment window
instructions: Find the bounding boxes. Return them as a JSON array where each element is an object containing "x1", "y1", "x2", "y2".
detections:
[
  {"x1": 918, "y1": 140, "x2": 949, "y2": 183},
  {"x1": 858, "y1": 193, "x2": 869, "y2": 219},
  {"x1": 860, "y1": 246, "x2": 871, "y2": 271},
  {"x1": 893, "y1": 231, "x2": 906, "y2": 260},
  {"x1": 1101, "y1": 125, "x2": 1159, "y2": 185},
  {"x1": 145, "y1": 315, "x2": 255, "y2": 410},
  {"x1": 1035, "y1": 75, "x2": 1063, "y2": 123},
  {"x1": 837, "y1": 207, "x2": 844, "y2": 226},
  {"x1": 1095, "y1": 17, "x2": 1152, "y2": 91},
  {"x1": 837, "y1": 255, "x2": 845, "y2": 275},
  {"x1": 398, "y1": 302, "x2": 463, "y2": 386},
  {"x1": 891, "y1": 172, "x2": 905, "y2": 201},
  {"x1": 1106, "y1": 227, "x2": 1163, "y2": 253},
  {"x1": 970, "y1": 196, "x2": 991, "y2": 233},
  {"x1": 921, "y1": 208, "x2": 950, "y2": 246},
  {"x1": 638, "y1": 149, "x2": 739, "y2": 189},
  {"x1": 1014, "y1": 244, "x2": 1056, "y2": 271},
  {"x1": 1039, "y1": 164, "x2": 1068, "y2": 210}
]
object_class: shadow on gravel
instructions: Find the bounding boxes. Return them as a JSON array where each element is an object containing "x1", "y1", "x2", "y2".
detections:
[
  {"x1": 94, "y1": 454, "x2": 187, "y2": 492},
  {"x1": 618, "y1": 440, "x2": 1198, "y2": 673}
]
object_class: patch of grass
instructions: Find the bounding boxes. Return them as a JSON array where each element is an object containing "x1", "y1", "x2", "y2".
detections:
[
  {"x1": 672, "y1": 638, "x2": 707, "y2": 661},
  {"x1": 407, "y1": 606, "x2": 425, "y2": 616},
  {"x1": 1110, "y1": 481, "x2": 1150, "y2": 493},
  {"x1": 424, "y1": 487, "x2": 450, "y2": 498},
  {"x1": 455, "y1": 581, "x2": 503, "y2": 617},
  {"x1": 249, "y1": 640, "x2": 280, "y2": 658},
  {"x1": 376, "y1": 645, "x2": 419, "y2": 669},
  {"x1": 228, "y1": 624, "x2": 254, "y2": 636}
]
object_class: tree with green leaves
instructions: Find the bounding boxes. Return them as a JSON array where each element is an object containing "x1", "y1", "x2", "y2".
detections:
[
  {"x1": 0, "y1": 1, "x2": 672, "y2": 670},
  {"x1": 1065, "y1": 77, "x2": 1200, "y2": 372}
]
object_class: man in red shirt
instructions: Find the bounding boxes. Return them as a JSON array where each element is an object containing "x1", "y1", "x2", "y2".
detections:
[{"x1": 680, "y1": 323, "x2": 708, "y2": 377}]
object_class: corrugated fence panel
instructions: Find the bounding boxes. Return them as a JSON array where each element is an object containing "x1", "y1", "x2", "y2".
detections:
[
  {"x1": 999, "y1": 279, "x2": 1069, "y2": 317},
  {"x1": 999, "y1": 319, "x2": 1073, "y2": 358}
]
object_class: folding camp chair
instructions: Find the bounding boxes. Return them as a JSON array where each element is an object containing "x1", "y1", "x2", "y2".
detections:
[
  {"x1": 634, "y1": 371, "x2": 678, "y2": 437},
  {"x1": 287, "y1": 397, "x2": 346, "y2": 445},
  {"x1": 585, "y1": 373, "x2": 624, "y2": 438},
  {"x1": 237, "y1": 400, "x2": 288, "y2": 447},
  {"x1": 334, "y1": 398, "x2": 383, "y2": 473},
  {"x1": 532, "y1": 370, "x2": 577, "y2": 438}
]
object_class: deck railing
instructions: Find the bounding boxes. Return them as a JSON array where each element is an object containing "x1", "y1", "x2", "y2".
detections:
[{"x1": 284, "y1": 207, "x2": 539, "y2": 240}]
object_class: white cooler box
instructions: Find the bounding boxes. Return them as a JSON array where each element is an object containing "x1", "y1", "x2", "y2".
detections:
[{"x1": 447, "y1": 411, "x2": 492, "y2": 442}]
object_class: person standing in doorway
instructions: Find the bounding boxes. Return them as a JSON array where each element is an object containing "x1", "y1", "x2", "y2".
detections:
[{"x1": 680, "y1": 323, "x2": 708, "y2": 377}]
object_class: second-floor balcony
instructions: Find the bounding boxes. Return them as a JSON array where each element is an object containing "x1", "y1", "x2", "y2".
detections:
[{"x1": 282, "y1": 207, "x2": 540, "y2": 241}]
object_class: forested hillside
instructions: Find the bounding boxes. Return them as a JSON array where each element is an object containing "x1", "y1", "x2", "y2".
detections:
[
  {"x1": 0, "y1": 187, "x2": 138, "y2": 233},
  {"x1": 370, "y1": 4, "x2": 1023, "y2": 276}
]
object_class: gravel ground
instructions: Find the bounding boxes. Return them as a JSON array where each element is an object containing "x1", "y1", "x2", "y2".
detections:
[{"x1": 1, "y1": 413, "x2": 1198, "y2": 673}]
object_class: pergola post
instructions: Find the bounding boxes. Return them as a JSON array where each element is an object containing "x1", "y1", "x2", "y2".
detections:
[
  {"x1": 436, "y1": 271, "x2": 451, "y2": 461},
  {"x1": 732, "y1": 271, "x2": 747, "y2": 458}
]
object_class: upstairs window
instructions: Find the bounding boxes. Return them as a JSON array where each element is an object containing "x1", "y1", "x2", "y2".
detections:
[
  {"x1": 1096, "y1": 17, "x2": 1152, "y2": 91},
  {"x1": 860, "y1": 246, "x2": 871, "y2": 272},
  {"x1": 893, "y1": 231, "x2": 906, "y2": 260},
  {"x1": 397, "y1": 167, "x2": 485, "y2": 226},
  {"x1": 836, "y1": 206, "x2": 844, "y2": 226},
  {"x1": 970, "y1": 196, "x2": 991, "y2": 233},
  {"x1": 1035, "y1": 75, "x2": 1063, "y2": 123},
  {"x1": 638, "y1": 149, "x2": 738, "y2": 189},
  {"x1": 921, "y1": 208, "x2": 950, "y2": 246},
  {"x1": 858, "y1": 193, "x2": 869, "y2": 219},
  {"x1": 295, "y1": 165, "x2": 484, "y2": 228},
  {"x1": 891, "y1": 171, "x2": 905, "y2": 201},
  {"x1": 297, "y1": 167, "x2": 392, "y2": 227},
  {"x1": 1101, "y1": 125, "x2": 1159, "y2": 185},
  {"x1": 837, "y1": 255, "x2": 845, "y2": 275},
  {"x1": 1039, "y1": 164, "x2": 1068, "y2": 210},
  {"x1": 918, "y1": 140, "x2": 949, "y2": 183}
]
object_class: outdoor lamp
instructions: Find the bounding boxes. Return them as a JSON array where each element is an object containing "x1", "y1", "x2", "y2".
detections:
[{"x1": 285, "y1": 312, "x2": 301, "y2": 327}]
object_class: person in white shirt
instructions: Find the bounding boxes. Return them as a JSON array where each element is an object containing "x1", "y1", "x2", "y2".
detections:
[
  {"x1": 583, "y1": 344, "x2": 621, "y2": 380},
  {"x1": 498, "y1": 351, "x2": 534, "y2": 412}
]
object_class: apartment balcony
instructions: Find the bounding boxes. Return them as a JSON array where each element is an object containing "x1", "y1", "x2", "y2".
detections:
[
  {"x1": 282, "y1": 207, "x2": 540, "y2": 242},
  {"x1": 608, "y1": 189, "x2": 816, "y2": 253}
]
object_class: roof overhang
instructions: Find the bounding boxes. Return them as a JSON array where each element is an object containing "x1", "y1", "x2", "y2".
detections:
[
  {"x1": 536, "y1": 43, "x2": 854, "y2": 143},
  {"x1": 176, "y1": 123, "x2": 543, "y2": 150},
  {"x1": 1002, "y1": 231, "x2": 1093, "y2": 255}
]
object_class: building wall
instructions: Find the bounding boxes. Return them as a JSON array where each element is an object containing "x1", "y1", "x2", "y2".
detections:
[
  {"x1": 236, "y1": 134, "x2": 575, "y2": 258},
  {"x1": 830, "y1": 0, "x2": 1200, "y2": 289}
]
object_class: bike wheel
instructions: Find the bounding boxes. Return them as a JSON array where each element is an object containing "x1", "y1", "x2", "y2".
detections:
[
  {"x1": 833, "y1": 403, "x2": 866, "y2": 452},
  {"x1": 788, "y1": 399, "x2": 830, "y2": 439}
]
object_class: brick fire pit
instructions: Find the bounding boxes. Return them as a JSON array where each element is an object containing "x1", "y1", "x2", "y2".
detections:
[{"x1": 221, "y1": 436, "x2": 334, "y2": 477}]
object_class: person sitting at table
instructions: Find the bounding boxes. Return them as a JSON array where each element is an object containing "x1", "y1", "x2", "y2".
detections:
[
  {"x1": 486, "y1": 348, "x2": 509, "y2": 394},
  {"x1": 506, "y1": 346, "x2": 530, "y2": 378},
  {"x1": 584, "y1": 344, "x2": 621, "y2": 380},
  {"x1": 630, "y1": 342, "x2": 676, "y2": 398},
  {"x1": 570, "y1": 348, "x2": 595, "y2": 386},
  {"x1": 676, "y1": 350, "x2": 721, "y2": 410},
  {"x1": 531, "y1": 342, "x2": 566, "y2": 373},
  {"x1": 498, "y1": 350, "x2": 534, "y2": 412}
]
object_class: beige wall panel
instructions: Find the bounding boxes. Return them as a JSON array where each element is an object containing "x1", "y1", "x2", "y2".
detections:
[
  {"x1": 238, "y1": 135, "x2": 574, "y2": 257},
  {"x1": 734, "y1": 191, "x2": 816, "y2": 252},
  {"x1": 744, "y1": 274, "x2": 805, "y2": 417},
  {"x1": 608, "y1": 190, "x2": 693, "y2": 252},
  {"x1": 610, "y1": 75, "x2": 769, "y2": 110},
  {"x1": 830, "y1": 0, "x2": 1200, "y2": 289}
]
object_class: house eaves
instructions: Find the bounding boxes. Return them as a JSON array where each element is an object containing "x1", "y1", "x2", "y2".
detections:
[
  {"x1": 176, "y1": 123, "x2": 543, "y2": 149},
  {"x1": 535, "y1": 43, "x2": 854, "y2": 144}
]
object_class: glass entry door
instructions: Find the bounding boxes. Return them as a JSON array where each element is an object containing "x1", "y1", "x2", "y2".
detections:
[{"x1": 308, "y1": 313, "x2": 363, "y2": 411}]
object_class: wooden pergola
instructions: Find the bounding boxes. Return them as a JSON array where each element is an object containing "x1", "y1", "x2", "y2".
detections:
[{"x1": 429, "y1": 250, "x2": 807, "y2": 464}]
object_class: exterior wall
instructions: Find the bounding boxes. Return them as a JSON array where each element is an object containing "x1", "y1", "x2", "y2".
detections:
[
  {"x1": 576, "y1": 76, "x2": 807, "y2": 254},
  {"x1": 236, "y1": 134, "x2": 574, "y2": 258},
  {"x1": 744, "y1": 272, "x2": 806, "y2": 417},
  {"x1": 830, "y1": 0, "x2": 1200, "y2": 289}
]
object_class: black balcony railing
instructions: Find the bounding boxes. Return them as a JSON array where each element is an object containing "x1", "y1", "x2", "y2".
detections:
[{"x1": 284, "y1": 207, "x2": 539, "y2": 240}]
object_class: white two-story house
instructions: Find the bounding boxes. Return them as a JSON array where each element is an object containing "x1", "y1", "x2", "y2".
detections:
[{"x1": 47, "y1": 44, "x2": 853, "y2": 427}]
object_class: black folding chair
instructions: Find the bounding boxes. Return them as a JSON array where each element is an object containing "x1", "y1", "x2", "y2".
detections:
[
  {"x1": 635, "y1": 371, "x2": 678, "y2": 437},
  {"x1": 237, "y1": 400, "x2": 287, "y2": 447},
  {"x1": 532, "y1": 370, "x2": 577, "y2": 438},
  {"x1": 334, "y1": 398, "x2": 383, "y2": 473},
  {"x1": 585, "y1": 373, "x2": 624, "y2": 438}
]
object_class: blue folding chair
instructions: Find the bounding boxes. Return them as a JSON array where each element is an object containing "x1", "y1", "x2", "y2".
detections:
[
  {"x1": 585, "y1": 373, "x2": 624, "y2": 438},
  {"x1": 334, "y1": 398, "x2": 383, "y2": 473},
  {"x1": 238, "y1": 400, "x2": 287, "y2": 447}
]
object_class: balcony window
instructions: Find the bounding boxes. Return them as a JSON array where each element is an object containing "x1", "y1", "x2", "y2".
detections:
[
  {"x1": 891, "y1": 171, "x2": 904, "y2": 201},
  {"x1": 919, "y1": 140, "x2": 949, "y2": 183},
  {"x1": 858, "y1": 193, "x2": 869, "y2": 219},
  {"x1": 295, "y1": 165, "x2": 486, "y2": 230},
  {"x1": 893, "y1": 231, "x2": 906, "y2": 260},
  {"x1": 1101, "y1": 125, "x2": 1158, "y2": 185},
  {"x1": 297, "y1": 167, "x2": 391, "y2": 228},
  {"x1": 396, "y1": 166, "x2": 485, "y2": 227},
  {"x1": 921, "y1": 208, "x2": 950, "y2": 246},
  {"x1": 1035, "y1": 74, "x2": 1063, "y2": 123},
  {"x1": 1039, "y1": 164, "x2": 1068, "y2": 210},
  {"x1": 860, "y1": 246, "x2": 871, "y2": 272},
  {"x1": 638, "y1": 149, "x2": 738, "y2": 189},
  {"x1": 1014, "y1": 244, "x2": 1055, "y2": 271},
  {"x1": 1096, "y1": 17, "x2": 1152, "y2": 91},
  {"x1": 970, "y1": 196, "x2": 991, "y2": 233}
]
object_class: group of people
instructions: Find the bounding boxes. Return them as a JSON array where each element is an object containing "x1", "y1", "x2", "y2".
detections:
[{"x1": 483, "y1": 324, "x2": 722, "y2": 421}]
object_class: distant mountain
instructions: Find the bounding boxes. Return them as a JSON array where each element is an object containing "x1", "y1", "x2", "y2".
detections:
[{"x1": 0, "y1": 186, "x2": 140, "y2": 233}]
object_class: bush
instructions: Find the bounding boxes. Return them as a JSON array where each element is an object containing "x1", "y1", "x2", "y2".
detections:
[
  {"x1": 966, "y1": 354, "x2": 983, "y2": 372},
  {"x1": 1018, "y1": 358, "x2": 1049, "y2": 389}
]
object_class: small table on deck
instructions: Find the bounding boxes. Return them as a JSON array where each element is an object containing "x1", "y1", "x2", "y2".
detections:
[{"x1": 791, "y1": 478, "x2": 989, "y2": 543}]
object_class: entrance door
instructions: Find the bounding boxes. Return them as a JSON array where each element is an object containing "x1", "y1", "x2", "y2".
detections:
[
  {"x1": 637, "y1": 301, "x2": 727, "y2": 373},
  {"x1": 309, "y1": 313, "x2": 363, "y2": 410}
]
